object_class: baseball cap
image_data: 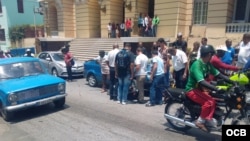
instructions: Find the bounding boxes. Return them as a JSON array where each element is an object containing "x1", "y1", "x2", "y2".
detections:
[
  {"x1": 177, "y1": 32, "x2": 182, "y2": 37},
  {"x1": 216, "y1": 45, "x2": 227, "y2": 51}
]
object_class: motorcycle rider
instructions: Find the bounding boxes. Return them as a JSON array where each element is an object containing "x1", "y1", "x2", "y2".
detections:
[
  {"x1": 210, "y1": 45, "x2": 241, "y2": 76},
  {"x1": 185, "y1": 45, "x2": 236, "y2": 132}
]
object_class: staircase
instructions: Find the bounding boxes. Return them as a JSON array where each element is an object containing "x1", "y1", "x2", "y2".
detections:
[{"x1": 69, "y1": 38, "x2": 123, "y2": 61}]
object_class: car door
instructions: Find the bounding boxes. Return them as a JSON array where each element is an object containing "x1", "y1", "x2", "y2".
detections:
[{"x1": 38, "y1": 53, "x2": 53, "y2": 73}]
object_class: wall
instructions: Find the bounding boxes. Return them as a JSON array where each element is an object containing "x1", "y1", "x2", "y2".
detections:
[
  {"x1": 100, "y1": 0, "x2": 124, "y2": 38},
  {"x1": 0, "y1": 0, "x2": 43, "y2": 51},
  {"x1": 47, "y1": 0, "x2": 244, "y2": 49},
  {"x1": 75, "y1": 0, "x2": 100, "y2": 38}
]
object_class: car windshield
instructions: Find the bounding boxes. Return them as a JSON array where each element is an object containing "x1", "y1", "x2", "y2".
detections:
[
  {"x1": 52, "y1": 53, "x2": 64, "y2": 61},
  {"x1": 0, "y1": 62, "x2": 45, "y2": 79},
  {"x1": 52, "y1": 53, "x2": 77, "y2": 61}
]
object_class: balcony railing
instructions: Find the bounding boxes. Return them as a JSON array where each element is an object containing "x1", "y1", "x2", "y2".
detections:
[{"x1": 226, "y1": 23, "x2": 250, "y2": 33}]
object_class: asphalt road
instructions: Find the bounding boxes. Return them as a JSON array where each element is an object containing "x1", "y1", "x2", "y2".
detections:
[{"x1": 0, "y1": 78, "x2": 222, "y2": 141}]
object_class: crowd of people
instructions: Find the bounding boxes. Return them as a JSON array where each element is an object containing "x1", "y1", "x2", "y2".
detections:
[
  {"x1": 107, "y1": 18, "x2": 132, "y2": 38},
  {"x1": 94, "y1": 33, "x2": 250, "y2": 131},
  {"x1": 107, "y1": 13, "x2": 160, "y2": 38}
]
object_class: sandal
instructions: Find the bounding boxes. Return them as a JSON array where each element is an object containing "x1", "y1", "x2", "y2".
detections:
[
  {"x1": 195, "y1": 121, "x2": 208, "y2": 132},
  {"x1": 101, "y1": 90, "x2": 107, "y2": 93}
]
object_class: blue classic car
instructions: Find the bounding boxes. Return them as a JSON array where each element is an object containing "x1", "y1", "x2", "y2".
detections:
[
  {"x1": 83, "y1": 58, "x2": 152, "y2": 87},
  {"x1": 0, "y1": 57, "x2": 67, "y2": 121}
]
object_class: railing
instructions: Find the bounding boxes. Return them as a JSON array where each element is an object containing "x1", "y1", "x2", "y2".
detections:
[{"x1": 226, "y1": 23, "x2": 250, "y2": 33}]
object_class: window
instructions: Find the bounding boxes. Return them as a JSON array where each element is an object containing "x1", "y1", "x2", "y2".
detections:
[
  {"x1": 17, "y1": 0, "x2": 24, "y2": 13},
  {"x1": 0, "y1": 29, "x2": 5, "y2": 41},
  {"x1": 193, "y1": 0, "x2": 208, "y2": 25},
  {"x1": 0, "y1": 0, "x2": 2, "y2": 13},
  {"x1": 233, "y1": 0, "x2": 250, "y2": 22}
]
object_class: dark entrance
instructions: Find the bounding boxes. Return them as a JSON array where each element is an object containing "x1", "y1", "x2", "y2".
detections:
[{"x1": 148, "y1": 0, "x2": 155, "y2": 18}]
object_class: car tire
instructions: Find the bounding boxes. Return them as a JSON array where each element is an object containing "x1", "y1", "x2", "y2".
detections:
[
  {"x1": 0, "y1": 104, "x2": 13, "y2": 121},
  {"x1": 87, "y1": 74, "x2": 97, "y2": 87},
  {"x1": 54, "y1": 97, "x2": 65, "y2": 108},
  {"x1": 52, "y1": 68, "x2": 58, "y2": 77}
]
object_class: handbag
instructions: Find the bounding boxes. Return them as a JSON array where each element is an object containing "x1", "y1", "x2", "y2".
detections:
[{"x1": 70, "y1": 59, "x2": 75, "y2": 66}]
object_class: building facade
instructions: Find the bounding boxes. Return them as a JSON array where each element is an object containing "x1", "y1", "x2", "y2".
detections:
[
  {"x1": 0, "y1": 0, "x2": 43, "y2": 51},
  {"x1": 43, "y1": 0, "x2": 250, "y2": 48}
]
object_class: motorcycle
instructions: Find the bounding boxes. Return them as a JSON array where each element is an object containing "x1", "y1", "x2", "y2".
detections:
[{"x1": 163, "y1": 83, "x2": 250, "y2": 132}]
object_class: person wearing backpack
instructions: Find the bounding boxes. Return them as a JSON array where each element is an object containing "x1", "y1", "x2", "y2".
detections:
[
  {"x1": 115, "y1": 43, "x2": 135, "y2": 105},
  {"x1": 61, "y1": 47, "x2": 74, "y2": 82}
]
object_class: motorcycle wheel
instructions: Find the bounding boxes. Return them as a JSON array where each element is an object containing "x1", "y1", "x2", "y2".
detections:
[{"x1": 165, "y1": 101, "x2": 192, "y2": 132}]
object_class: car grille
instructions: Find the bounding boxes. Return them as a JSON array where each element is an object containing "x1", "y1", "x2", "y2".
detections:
[
  {"x1": 72, "y1": 66, "x2": 83, "y2": 69},
  {"x1": 17, "y1": 84, "x2": 58, "y2": 101}
]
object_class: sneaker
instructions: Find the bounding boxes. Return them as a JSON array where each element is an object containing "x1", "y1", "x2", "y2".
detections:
[
  {"x1": 117, "y1": 101, "x2": 121, "y2": 104},
  {"x1": 145, "y1": 102, "x2": 155, "y2": 107},
  {"x1": 121, "y1": 102, "x2": 127, "y2": 105}
]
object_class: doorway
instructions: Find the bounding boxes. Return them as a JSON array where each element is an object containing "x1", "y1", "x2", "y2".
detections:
[{"x1": 148, "y1": 0, "x2": 155, "y2": 18}]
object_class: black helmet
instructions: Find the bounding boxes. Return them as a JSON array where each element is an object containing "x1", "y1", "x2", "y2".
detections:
[{"x1": 200, "y1": 45, "x2": 215, "y2": 57}]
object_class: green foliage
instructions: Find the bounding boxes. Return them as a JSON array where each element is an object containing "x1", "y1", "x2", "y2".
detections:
[
  {"x1": 9, "y1": 25, "x2": 25, "y2": 43},
  {"x1": 8, "y1": 24, "x2": 44, "y2": 47}
]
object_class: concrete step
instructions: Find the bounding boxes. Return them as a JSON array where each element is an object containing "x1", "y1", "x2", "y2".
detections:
[{"x1": 69, "y1": 38, "x2": 123, "y2": 61}]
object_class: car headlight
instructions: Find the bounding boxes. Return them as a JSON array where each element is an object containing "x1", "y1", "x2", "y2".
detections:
[
  {"x1": 8, "y1": 93, "x2": 18, "y2": 103},
  {"x1": 58, "y1": 83, "x2": 65, "y2": 93},
  {"x1": 245, "y1": 91, "x2": 250, "y2": 104}
]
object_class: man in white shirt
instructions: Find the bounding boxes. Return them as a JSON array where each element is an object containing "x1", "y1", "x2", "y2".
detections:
[
  {"x1": 196, "y1": 37, "x2": 208, "y2": 59},
  {"x1": 107, "y1": 23, "x2": 112, "y2": 38},
  {"x1": 168, "y1": 46, "x2": 188, "y2": 89},
  {"x1": 237, "y1": 33, "x2": 250, "y2": 68},
  {"x1": 135, "y1": 47, "x2": 148, "y2": 103},
  {"x1": 146, "y1": 50, "x2": 164, "y2": 107},
  {"x1": 107, "y1": 43, "x2": 120, "y2": 100},
  {"x1": 143, "y1": 14, "x2": 148, "y2": 37}
]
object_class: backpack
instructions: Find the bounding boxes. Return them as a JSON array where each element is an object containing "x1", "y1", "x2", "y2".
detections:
[{"x1": 116, "y1": 49, "x2": 130, "y2": 69}]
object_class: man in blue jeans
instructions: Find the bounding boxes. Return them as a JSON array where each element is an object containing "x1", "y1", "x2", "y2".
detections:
[
  {"x1": 115, "y1": 43, "x2": 135, "y2": 105},
  {"x1": 146, "y1": 50, "x2": 165, "y2": 107}
]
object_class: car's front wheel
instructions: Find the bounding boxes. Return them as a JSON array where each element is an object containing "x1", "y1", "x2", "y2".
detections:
[
  {"x1": 54, "y1": 97, "x2": 65, "y2": 108},
  {"x1": 52, "y1": 68, "x2": 58, "y2": 77},
  {"x1": 88, "y1": 74, "x2": 97, "y2": 87},
  {"x1": 0, "y1": 104, "x2": 13, "y2": 121}
]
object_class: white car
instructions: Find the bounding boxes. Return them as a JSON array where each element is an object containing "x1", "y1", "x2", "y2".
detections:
[{"x1": 37, "y1": 51, "x2": 84, "y2": 77}]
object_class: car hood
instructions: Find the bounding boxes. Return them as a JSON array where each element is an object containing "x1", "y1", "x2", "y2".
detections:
[
  {"x1": 74, "y1": 60, "x2": 84, "y2": 67},
  {"x1": 56, "y1": 60, "x2": 83, "y2": 67},
  {"x1": 0, "y1": 74, "x2": 65, "y2": 93}
]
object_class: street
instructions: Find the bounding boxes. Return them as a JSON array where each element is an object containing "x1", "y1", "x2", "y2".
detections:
[{"x1": 0, "y1": 78, "x2": 221, "y2": 141}]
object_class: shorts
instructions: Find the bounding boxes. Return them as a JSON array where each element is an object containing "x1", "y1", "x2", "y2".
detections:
[{"x1": 138, "y1": 24, "x2": 143, "y2": 28}]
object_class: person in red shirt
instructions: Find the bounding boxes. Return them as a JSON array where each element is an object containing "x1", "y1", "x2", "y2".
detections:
[
  {"x1": 125, "y1": 18, "x2": 132, "y2": 37},
  {"x1": 210, "y1": 45, "x2": 241, "y2": 76},
  {"x1": 61, "y1": 46, "x2": 74, "y2": 82}
]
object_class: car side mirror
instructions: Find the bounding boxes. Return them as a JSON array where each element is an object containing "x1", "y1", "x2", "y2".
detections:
[{"x1": 45, "y1": 57, "x2": 51, "y2": 61}]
